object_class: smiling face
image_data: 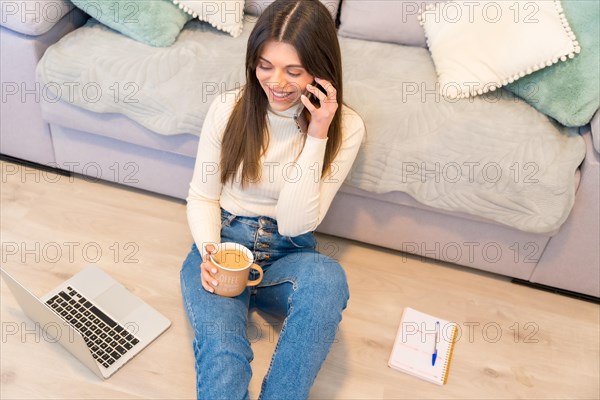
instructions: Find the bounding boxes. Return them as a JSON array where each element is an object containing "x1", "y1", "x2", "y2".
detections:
[{"x1": 255, "y1": 40, "x2": 314, "y2": 112}]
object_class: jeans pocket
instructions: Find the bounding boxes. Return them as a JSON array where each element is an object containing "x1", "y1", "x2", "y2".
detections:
[
  {"x1": 286, "y1": 232, "x2": 317, "y2": 249},
  {"x1": 221, "y1": 213, "x2": 236, "y2": 228}
]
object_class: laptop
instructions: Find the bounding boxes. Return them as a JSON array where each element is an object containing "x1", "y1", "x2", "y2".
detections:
[{"x1": 0, "y1": 265, "x2": 171, "y2": 379}]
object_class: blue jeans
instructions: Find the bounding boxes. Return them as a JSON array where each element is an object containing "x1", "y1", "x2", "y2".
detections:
[{"x1": 180, "y1": 208, "x2": 350, "y2": 400}]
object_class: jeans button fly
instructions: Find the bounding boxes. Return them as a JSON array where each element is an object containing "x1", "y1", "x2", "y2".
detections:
[{"x1": 258, "y1": 228, "x2": 265, "y2": 235}]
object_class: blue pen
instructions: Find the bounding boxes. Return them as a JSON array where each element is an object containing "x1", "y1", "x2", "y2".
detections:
[{"x1": 432, "y1": 321, "x2": 439, "y2": 366}]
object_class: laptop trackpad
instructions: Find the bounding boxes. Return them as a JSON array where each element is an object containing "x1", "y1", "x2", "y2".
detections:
[{"x1": 94, "y1": 285, "x2": 143, "y2": 321}]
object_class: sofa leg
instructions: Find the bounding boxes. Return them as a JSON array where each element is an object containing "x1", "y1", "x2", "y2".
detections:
[
  {"x1": 0, "y1": 154, "x2": 71, "y2": 177},
  {"x1": 511, "y1": 278, "x2": 600, "y2": 304}
]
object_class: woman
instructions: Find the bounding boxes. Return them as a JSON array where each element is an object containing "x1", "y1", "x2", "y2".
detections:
[{"x1": 180, "y1": 0, "x2": 365, "y2": 398}]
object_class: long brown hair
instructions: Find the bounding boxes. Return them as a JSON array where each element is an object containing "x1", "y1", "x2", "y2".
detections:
[{"x1": 220, "y1": 0, "x2": 344, "y2": 187}]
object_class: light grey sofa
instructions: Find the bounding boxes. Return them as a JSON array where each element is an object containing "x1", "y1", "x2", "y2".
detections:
[
  {"x1": 0, "y1": 0, "x2": 86, "y2": 165},
  {"x1": 1, "y1": 0, "x2": 598, "y2": 298}
]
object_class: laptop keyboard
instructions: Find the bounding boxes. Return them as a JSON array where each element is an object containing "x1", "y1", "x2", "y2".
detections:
[{"x1": 46, "y1": 286, "x2": 140, "y2": 369}]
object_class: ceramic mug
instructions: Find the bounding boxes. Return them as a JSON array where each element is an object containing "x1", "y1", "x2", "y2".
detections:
[{"x1": 209, "y1": 242, "x2": 263, "y2": 297}]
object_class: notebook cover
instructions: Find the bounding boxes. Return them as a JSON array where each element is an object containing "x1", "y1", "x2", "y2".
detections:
[{"x1": 388, "y1": 307, "x2": 457, "y2": 385}]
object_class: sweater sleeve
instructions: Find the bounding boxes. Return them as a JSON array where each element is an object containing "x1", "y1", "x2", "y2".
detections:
[
  {"x1": 186, "y1": 95, "x2": 235, "y2": 257},
  {"x1": 276, "y1": 108, "x2": 366, "y2": 236}
]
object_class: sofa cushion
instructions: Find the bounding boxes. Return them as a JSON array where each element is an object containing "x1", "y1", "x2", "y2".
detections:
[
  {"x1": 70, "y1": 0, "x2": 192, "y2": 47},
  {"x1": 337, "y1": 0, "x2": 436, "y2": 47},
  {"x1": 420, "y1": 0, "x2": 580, "y2": 99},
  {"x1": 41, "y1": 99, "x2": 199, "y2": 158},
  {"x1": 0, "y1": 0, "x2": 75, "y2": 36},
  {"x1": 171, "y1": 0, "x2": 244, "y2": 37},
  {"x1": 1, "y1": 8, "x2": 87, "y2": 165},
  {"x1": 338, "y1": 36, "x2": 585, "y2": 234},
  {"x1": 38, "y1": 17, "x2": 250, "y2": 135},
  {"x1": 505, "y1": 0, "x2": 600, "y2": 127}
]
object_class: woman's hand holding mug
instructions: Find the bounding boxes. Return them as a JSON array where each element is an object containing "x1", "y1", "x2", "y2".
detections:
[
  {"x1": 201, "y1": 243, "x2": 218, "y2": 293},
  {"x1": 201, "y1": 242, "x2": 263, "y2": 297}
]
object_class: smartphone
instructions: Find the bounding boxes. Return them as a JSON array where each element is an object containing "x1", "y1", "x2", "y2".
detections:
[
  {"x1": 306, "y1": 81, "x2": 328, "y2": 107},
  {"x1": 295, "y1": 81, "x2": 329, "y2": 133}
]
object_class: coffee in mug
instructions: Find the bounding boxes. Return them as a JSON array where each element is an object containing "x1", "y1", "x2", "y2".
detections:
[
  {"x1": 209, "y1": 242, "x2": 263, "y2": 297},
  {"x1": 212, "y1": 249, "x2": 251, "y2": 270}
]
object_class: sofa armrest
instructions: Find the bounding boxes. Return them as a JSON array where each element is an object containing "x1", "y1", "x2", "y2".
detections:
[
  {"x1": 0, "y1": 0, "x2": 76, "y2": 36},
  {"x1": 531, "y1": 128, "x2": 600, "y2": 297},
  {"x1": 590, "y1": 109, "x2": 600, "y2": 154},
  {"x1": 0, "y1": 3, "x2": 87, "y2": 165}
]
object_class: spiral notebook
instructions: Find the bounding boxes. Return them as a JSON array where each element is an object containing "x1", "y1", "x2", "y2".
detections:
[{"x1": 388, "y1": 307, "x2": 458, "y2": 385}]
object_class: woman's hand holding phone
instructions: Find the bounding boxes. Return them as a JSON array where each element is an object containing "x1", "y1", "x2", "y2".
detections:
[{"x1": 300, "y1": 77, "x2": 338, "y2": 140}]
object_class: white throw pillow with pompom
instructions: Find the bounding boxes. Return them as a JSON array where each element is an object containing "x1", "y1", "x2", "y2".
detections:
[
  {"x1": 172, "y1": 0, "x2": 245, "y2": 37},
  {"x1": 419, "y1": 0, "x2": 580, "y2": 99}
]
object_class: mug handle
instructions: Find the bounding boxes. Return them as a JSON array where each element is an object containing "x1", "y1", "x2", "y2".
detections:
[{"x1": 247, "y1": 264, "x2": 263, "y2": 287}]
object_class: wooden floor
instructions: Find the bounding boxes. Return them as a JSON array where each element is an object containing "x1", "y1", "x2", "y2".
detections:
[{"x1": 1, "y1": 159, "x2": 599, "y2": 399}]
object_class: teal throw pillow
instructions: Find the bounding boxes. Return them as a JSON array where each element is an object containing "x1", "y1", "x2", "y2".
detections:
[
  {"x1": 71, "y1": 0, "x2": 192, "y2": 47},
  {"x1": 505, "y1": 0, "x2": 599, "y2": 127}
]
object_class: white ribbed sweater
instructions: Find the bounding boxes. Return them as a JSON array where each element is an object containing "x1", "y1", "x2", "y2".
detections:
[{"x1": 186, "y1": 89, "x2": 365, "y2": 252}]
